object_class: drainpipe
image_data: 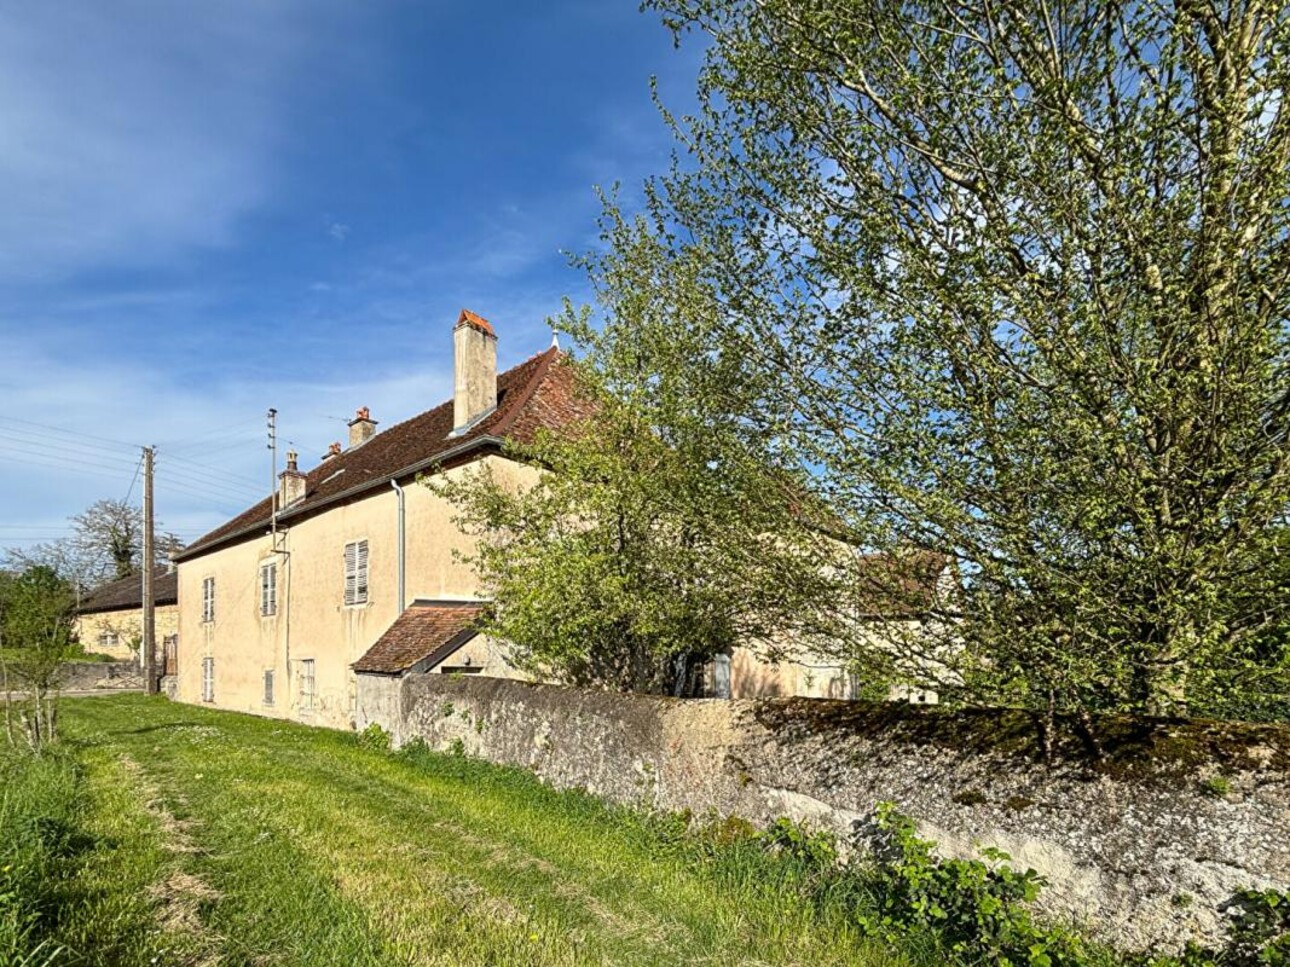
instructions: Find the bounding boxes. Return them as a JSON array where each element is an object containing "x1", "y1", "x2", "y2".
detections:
[{"x1": 390, "y1": 479, "x2": 406, "y2": 613}]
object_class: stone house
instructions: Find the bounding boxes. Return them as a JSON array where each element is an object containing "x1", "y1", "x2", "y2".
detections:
[
  {"x1": 75, "y1": 566, "x2": 179, "y2": 662},
  {"x1": 171, "y1": 310, "x2": 949, "y2": 729}
]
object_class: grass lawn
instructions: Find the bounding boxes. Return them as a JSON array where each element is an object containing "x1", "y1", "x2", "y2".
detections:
[{"x1": 2, "y1": 694, "x2": 919, "y2": 967}]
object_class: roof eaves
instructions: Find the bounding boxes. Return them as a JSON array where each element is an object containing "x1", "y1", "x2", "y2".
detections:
[{"x1": 173, "y1": 434, "x2": 507, "y2": 563}]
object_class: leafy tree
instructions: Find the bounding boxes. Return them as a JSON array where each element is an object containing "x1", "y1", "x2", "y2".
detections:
[
  {"x1": 0, "y1": 565, "x2": 78, "y2": 749},
  {"x1": 611, "y1": 0, "x2": 1290, "y2": 717},
  {"x1": 432, "y1": 290, "x2": 837, "y2": 694},
  {"x1": 4, "y1": 498, "x2": 181, "y2": 592}
]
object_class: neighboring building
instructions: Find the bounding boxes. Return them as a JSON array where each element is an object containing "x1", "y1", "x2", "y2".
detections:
[
  {"x1": 171, "y1": 310, "x2": 590, "y2": 729},
  {"x1": 75, "y1": 566, "x2": 179, "y2": 662},
  {"x1": 719, "y1": 550, "x2": 953, "y2": 701}
]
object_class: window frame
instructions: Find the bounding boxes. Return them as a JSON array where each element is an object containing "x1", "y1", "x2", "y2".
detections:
[
  {"x1": 201, "y1": 656, "x2": 214, "y2": 702},
  {"x1": 343, "y1": 539, "x2": 369, "y2": 607},
  {"x1": 259, "y1": 561, "x2": 277, "y2": 617},
  {"x1": 263, "y1": 668, "x2": 275, "y2": 706},
  {"x1": 298, "y1": 658, "x2": 316, "y2": 710},
  {"x1": 201, "y1": 576, "x2": 215, "y2": 623}
]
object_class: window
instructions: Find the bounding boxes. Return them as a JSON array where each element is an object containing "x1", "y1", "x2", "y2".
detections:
[
  {"x1": 97, "y1": 631, "x2": 119, "y2": 651},
  {"x1": 263, "y1": 669, "x2": 275, "y2": 706},
  {"x1": 201, "y1": 657, "x2": 214, "y2": 702},
  {"x1": 299, "y1": 659, "x2": 316, "y2": 710},
  {"x1": 202, "y1": 576, "x2": 215, "y2": 623},
  {"x1": 343, "y1": 540, "x2": 369, "y2": 606},
  {"x1": 260, "y1": 562, "x2": 277, "y2": 616}
]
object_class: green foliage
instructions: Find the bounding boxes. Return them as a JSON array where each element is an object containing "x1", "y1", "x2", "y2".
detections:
[
  {"x1": 430, "y1": 297, "x2": 837, "y2": 694},
  {"x1": 1, "y1": 565, "x2": 79, "y2": 748},
  {"x1": 626, "y1": 0, "x2": 1290, "y2": 718},
  {"x1": 856, "y1": 803, "x2": 1089, "y2": 966},
  {"x1": 1201, "y1": 776, "x2": 1231, "y2": 798},
  {"x1": 355, "y1": 722, "x2": 391, "y2": 753},
  {"x1": 1152, "y1": 890, "x2": 1290, "y2": 966}
]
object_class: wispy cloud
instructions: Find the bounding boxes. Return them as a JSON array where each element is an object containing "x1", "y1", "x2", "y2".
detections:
[{"x1": 0, "y1": 1, "x2": 360, "y2": 283}]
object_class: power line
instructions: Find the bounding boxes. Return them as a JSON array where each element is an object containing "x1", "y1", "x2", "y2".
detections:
[
  {"x1": 156, "y1": 418, "x2": 263, "y2": 453},
  {"x1": 0, "y1": 431, "x2": 142, "y2": 470},
  {"x1": 155, "y1": 455, "x2": 266, "y2": 491},
  {"x1": 0, "y1": 416, "x2": 140, "y2": 452},
  {"x1": 123, "y1": 452, "x2": 144, "y2": 505}
]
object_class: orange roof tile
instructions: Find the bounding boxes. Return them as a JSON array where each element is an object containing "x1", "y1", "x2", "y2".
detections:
[{"x1": 456, "y1": 308, "x2": 495, "y2": 336}]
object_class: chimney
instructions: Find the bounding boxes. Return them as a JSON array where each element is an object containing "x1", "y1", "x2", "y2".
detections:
[
  {"x1": 347, "y1": 406, "x2": 377, "y2": 448},
  {"x1": 452, "y1": 309, "x2": 497, "y2": 434},
  {"x1": 279, "y1": 450, "x2": 306, "y2": 506},
  {"x1": 320, "y1": 441, "x2": 342, "y2": 463}
]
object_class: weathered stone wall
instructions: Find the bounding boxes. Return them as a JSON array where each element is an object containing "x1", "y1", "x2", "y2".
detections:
[
  {"x1": 388, "y1": 673, "x2": 1290, "y2": 954},
  {"x1": 59, "y1": 660, "x2": 140, "y2": 690}
]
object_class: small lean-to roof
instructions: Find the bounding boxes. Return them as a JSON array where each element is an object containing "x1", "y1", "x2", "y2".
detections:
[
  {"x1": 174, "y1": 342, "x2": 592, "y2": 563},
  {"x1": 352, "y1": 600, "x2": 488, "y2": 675},
  {"x1": 77, "y1": 567, "x2": 178, "y2": 615}
]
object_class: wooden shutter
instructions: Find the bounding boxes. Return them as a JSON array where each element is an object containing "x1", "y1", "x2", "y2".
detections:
[
  {"x1": 356, "y1": 540, "x2": 369, "y2": 604},
  {"x1": 344, "y1": 542, "x2": 357, "y2": 605}
]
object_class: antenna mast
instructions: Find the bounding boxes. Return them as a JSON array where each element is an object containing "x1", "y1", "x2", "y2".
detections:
[{"x1": 267, "y1": 408, "x2": 278, "y2": 541}]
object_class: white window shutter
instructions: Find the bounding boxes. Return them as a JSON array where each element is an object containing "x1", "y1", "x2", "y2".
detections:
[
  {"x1": 356, "y1": 540, "x2": 369, "y2": 603},
  {"x1": 344, "y1": 542, "x2": 357, "y2": 605}
]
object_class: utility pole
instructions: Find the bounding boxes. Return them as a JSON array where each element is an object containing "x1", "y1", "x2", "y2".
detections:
[{"x1": 141, "y1": 445, "x2": 157, "y2": 694}]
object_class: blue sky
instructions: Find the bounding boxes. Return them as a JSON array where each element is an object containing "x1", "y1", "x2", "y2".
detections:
[{"x1": 0, "y1": 0, "x2": 700, "y2": 551}]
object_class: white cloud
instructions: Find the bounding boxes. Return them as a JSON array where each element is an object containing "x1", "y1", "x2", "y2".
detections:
[{"x1": 0, "y1": 339, "x2": 457, "y2": 548}]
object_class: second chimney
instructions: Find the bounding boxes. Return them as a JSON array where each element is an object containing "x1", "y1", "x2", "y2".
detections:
[
  {"x1": 279, "y1": 450, "x2": 306, "y2": 507},
  {"x1": 348, "y1": 407, "x2": 377, "y2": 448},
  {"x1": 452, "y1": 309, "x2": 498, "y2": 434}
]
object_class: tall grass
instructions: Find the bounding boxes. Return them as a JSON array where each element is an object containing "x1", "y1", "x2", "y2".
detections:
[{"x1": 0, "y1": 745, "x2": 77, "y2": 965}]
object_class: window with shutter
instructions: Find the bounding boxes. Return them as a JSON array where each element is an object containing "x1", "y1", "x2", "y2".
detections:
[
  {"x1": 202, "y1": 576, "x2": 215, "y2": 623},
  {"x1": 201, "y1": 657, "x2": 214, "y2": 702},
  {"x1": 260, "y1": 562, "x2": 277, "y2": 616},
  {"x1": 263, "y1": 669, "x2": 274, "y2": 705},
  {"x1": 343, "y1": 540, "x2": 369, "y2": 606}
]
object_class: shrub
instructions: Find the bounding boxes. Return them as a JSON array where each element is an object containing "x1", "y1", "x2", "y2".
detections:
[
  {"x1": 355, "y1": 722, "x2": 391, "y2": 753},
  {"x1": 854, "y1": 803, "x2": 1091, "y2": 967}
]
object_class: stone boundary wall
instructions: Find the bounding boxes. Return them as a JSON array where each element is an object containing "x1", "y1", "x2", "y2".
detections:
[
  {"x1": 59, "y1": 660, "x2": 140, "y2": 691},
  {"x1": 371, "y1": 673, "x2": 1290, "y2": 953}
]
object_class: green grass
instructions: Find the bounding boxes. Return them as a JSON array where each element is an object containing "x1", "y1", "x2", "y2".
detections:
[{"x1": 2, "y1": 694, "x2": 919, "y2": 966}]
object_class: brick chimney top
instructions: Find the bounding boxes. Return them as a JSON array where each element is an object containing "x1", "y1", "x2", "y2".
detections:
[
  {"x1": 279, "y1": 449, "x2": 306, "y2": 506},
  {"x1": 347, "y1": 407, "x2": 378, "y2": 449},
  {"x1": 321, "y1": 441, "x2": 342, "y2": 462}
]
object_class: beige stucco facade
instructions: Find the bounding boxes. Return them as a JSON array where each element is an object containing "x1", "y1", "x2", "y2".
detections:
[
  {"x1": 175, "y1": 455, "x2": 538, "y2": 730},
  {"x1": 76, "y1": 605, "x2": 179, "y2": 662}
]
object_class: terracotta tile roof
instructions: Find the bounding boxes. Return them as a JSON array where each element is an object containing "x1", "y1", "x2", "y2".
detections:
[
  {"x1": 352, "y1": 600, "x2": 488, "y2": 675},
  {"x1": 175, "y1": 345, "x2": 594, "y2": 562},
  {"x1": 77, "y1": 566, "x2": 178, "y2": 615},
  {"x1": 456, "y1": 308, "x2": 496, "y2": 336}
]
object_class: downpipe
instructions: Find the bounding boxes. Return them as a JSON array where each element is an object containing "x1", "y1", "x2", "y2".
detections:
[{"x1": 390, "y1": 479, "x2": 406, "y2": 613}]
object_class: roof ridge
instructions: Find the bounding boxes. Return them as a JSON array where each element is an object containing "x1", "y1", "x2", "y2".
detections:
[{"x1": 489, "y1": 345, "x2": 561, "y2": 437}]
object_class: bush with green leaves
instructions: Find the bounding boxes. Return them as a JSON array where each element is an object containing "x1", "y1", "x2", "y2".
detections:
[
  {"x1": 855, "y1": 803, "x2": 1091, "y2": 967},
  {"x1": 355, "y1": 722, "x2": 391, "y2": 753},
  {"x1": 750, "y1": 805, "x2": 1289, "y2": 967}
]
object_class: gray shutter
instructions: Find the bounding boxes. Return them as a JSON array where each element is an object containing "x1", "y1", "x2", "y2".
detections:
[
  {"x1": 344, "y1": 542, "x2": 357, "y2": 606},
  {"x1": 356, "y1": 540, "x2": 369, "y2": 603}
]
